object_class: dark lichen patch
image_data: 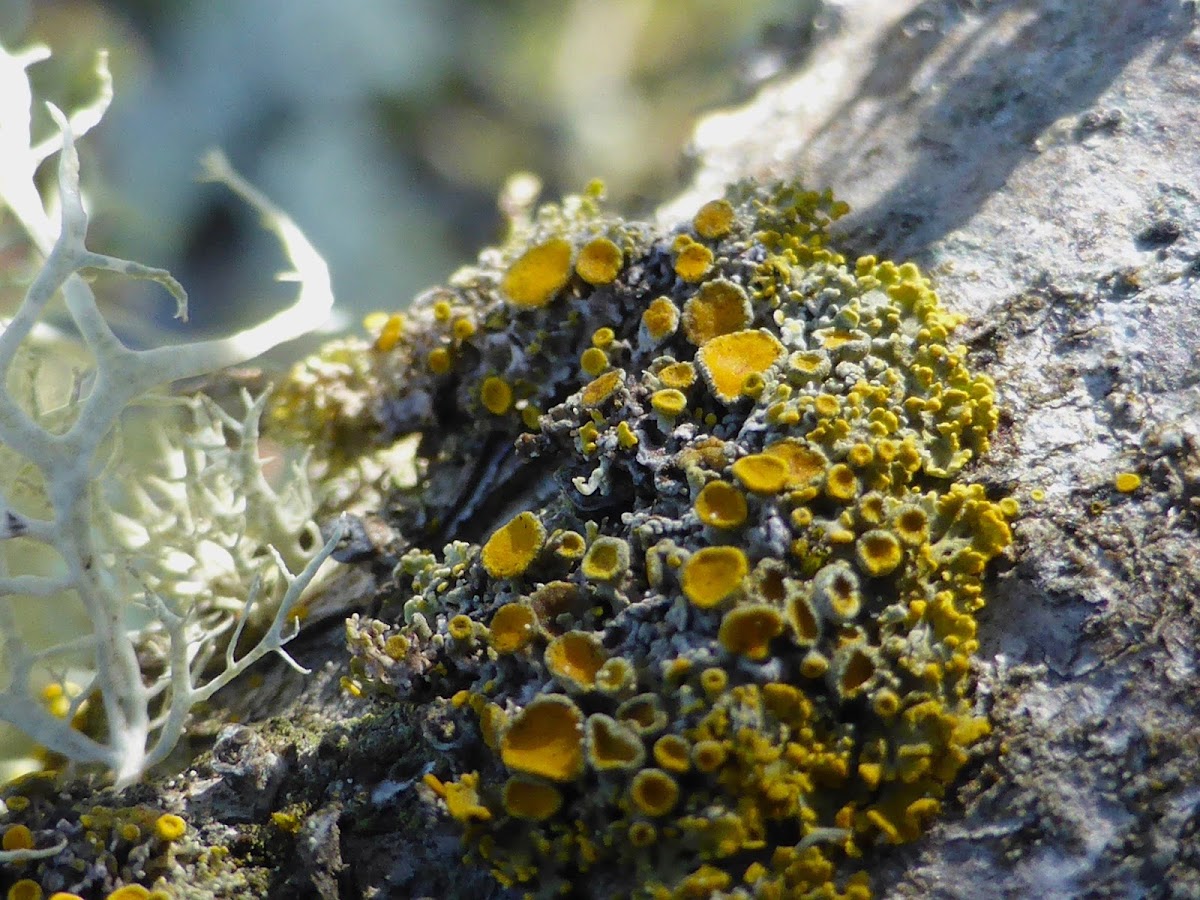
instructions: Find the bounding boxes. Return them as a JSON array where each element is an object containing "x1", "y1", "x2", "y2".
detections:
[{"x1": 319, "y1": 181, "x2": 1012, "y2": 898}]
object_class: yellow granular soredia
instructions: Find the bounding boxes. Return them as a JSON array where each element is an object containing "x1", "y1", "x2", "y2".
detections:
[
  {"x1": 576, "y1": 237, "x2": 623, "y2": 285},
  {"x1": 641, "y1": 296, "x2": 680, "y2": 342},
  {"x1": 501, "y1": 237, "x2": 573, "y2": 308},
  {"x1": 694, "y1": 481, "x2": 748, "y2": 529},
  {"x1": 696, "y1": 329, "x2": 785, "y2": 403},
  {"x1": 693, "y1": 198, "x2": 735, "y2": 239},
  {"x1": 480, "y1": 376, "x2": 514, "y2": 415},
  {"x1": 682, "y1": 279, "x2": 751, "y2": 346},
  {"x1": 674, "y1": 242, "x2": 714, "y2": 282},
  {"x1": 481, "y1": 511, "x2": 546, "y2": 579},
  {"x1": 681, "y1": 546, "x2": 749, "y2": 608}
]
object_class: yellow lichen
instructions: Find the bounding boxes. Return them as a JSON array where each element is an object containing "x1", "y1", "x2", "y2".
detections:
[
  {"x1": 153, "y1": 812, "x2": 186, "y2": 842},
  {"x1": 718, "y1": 604, "x2": 785, "y2": 660},
  {"x1": 502, "y1": 776, "x2": 563, "y2": 821},
  {"x1": 9, "y1": 884, "x2": 41, "y2": 900},
  {"x1": 856, "y1": 530, "x2": 904, "y2": 577},
  {"x1": 693, "y1": 199, "x2": 735, "y2": 239},
  {"x1": 682, "y1": 279, "x2": 751, "y2": 346},
  {"x1": 641, "y1": 296, "x2": 680, "y2": 343},
  {"x1": 580, "y1": 346, "x2": 609, "y2": 376},
  {"x1": 581, "y1": 370, "x2": 623, "y2": 408},
  {"x1": 481, "y1": 512, "x2": 545, "y2": 579},
  {"x1": 787, "y1": 593, "x2": 821, "y2": 644},
  {"x1": 652, "y1": 734, "x2": 691, "y2": 773},
  {"x1": 694, "y1": 481, "x2": 748, "y2": 529},
  {"x1": 681, "y1": 546, "x2": 749, "y2": 608},
  {"x1": 448, "y1": 614, "x2": 475, "y2": 642},
  {"x1": 731, "y1": 453, "x2": 789, "y2": 495},
  {"x1": 651, "y1": 388, "x2": 688, "y2": 418},
  {"x1": 674, "y1": 241, "x2": 714, "y2": 282},
  {"x1": 501, "y1": 237, "x2": 573, "y2": 308},
  {"x1": 696, "y1": 329, "x2": 785, "y2": 403},
  {"x1": 444, "y1": 772, "x2": 493, "y2": 823},
  {"x1": 576, "y1": 237, "x2": 623, "y2": 285},
  {"x1": 373, "y1": 312, "x2": 405, "y2": 352},
  {"x1": 586, "y1": 713, "x2": 645, "y2": 771},
  {"x1": 545, "y1": 632, "x2": 607, "y2": 692},
  {"x1": 763, "y1": 439, "x2": 827, "y2": 488},
  {"x1": 825, "y1": 463, "x2": 859, "y2": 501},
  {"x1": 428, "y1": 347, "x2": 452, "y2": 375},
  {"x1": 480, "y1": 376, "x2": 514, "y2": 415},
  {"x1": 658, "y1": 361, "x2": 696, "y2": 390},
  {"x1": 489, "y1": 603, "x2": 538, "y2": 654},
  {"x1": 581, "y1": 536, "x2": 631, "y2": 583},
  {"x1": 500, "y1": 695, "x2": 585, "y2": 782},
  {"x1": 692, "y1": 740, "x2": 727, "y2": 773},
  {"x1": 103, "y1": 889, "x2": 151, "y2": 900},
  {"x1": 2, "y1": 823, "x2": 33, "y2": 851},
  {"x1": 629, "y1": 768, "x2": 680, "y2": 817},
  {"x1": 616, "y1": 421, "x2": 639, "y2": 449},
  {"x1": 1114, "y1": 471, "x2": 1141, "y2": 493}
]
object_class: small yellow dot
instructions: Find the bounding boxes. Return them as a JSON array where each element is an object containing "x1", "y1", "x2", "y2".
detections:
[
  {"x1": 1114, "y1": 472, "x2": 1141, "y2": 493},
  {"x1": 154, "y1": 813, "x2": 187, "y2": 842},
  {"x1": 580, "y1": 347, "x2": 609, "y2": 376}
]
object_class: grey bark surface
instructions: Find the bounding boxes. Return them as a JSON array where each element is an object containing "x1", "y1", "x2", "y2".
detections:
[
  {"x1": 665, "y1": 1, "x2": 1200, "y2": 897},
  {"x1": 19, "y1": 2, "x2": 1200, "y2": 898}
]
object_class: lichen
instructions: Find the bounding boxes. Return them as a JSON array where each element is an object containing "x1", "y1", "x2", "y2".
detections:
[{"x1": 335, "y1": 180, "x2": 1012, "y2": 897}]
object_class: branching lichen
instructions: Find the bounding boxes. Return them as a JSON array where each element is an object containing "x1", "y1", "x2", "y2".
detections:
[{"x1": 0, "y1": 40, "x2": 340, "y2": 792}]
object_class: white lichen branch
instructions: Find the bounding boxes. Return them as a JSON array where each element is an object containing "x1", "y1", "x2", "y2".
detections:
[{"x1": 0, "y1": 40, "x2": 339, "y2": 787}]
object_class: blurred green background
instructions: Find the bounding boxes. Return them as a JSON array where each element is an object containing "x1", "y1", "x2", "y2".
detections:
[{"x1": 0, "y1": 0, "x2": 825, "y2": 344}]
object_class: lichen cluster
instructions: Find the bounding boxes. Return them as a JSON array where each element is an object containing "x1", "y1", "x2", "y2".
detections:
[
  {"x1": 0, "y1": 774, "x2": 187, "y2": 899},
  {"x1": 328, "y1": 181, "x2": 1013, "y2": 897}
]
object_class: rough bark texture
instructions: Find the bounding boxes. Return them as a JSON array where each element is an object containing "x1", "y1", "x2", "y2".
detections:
[
  {"x1": 5, "y1": 1, "x2": 1199, "y2": 898},
  {"x1": 668, "y1": 1, "x2": 1200, "y2": 897}
]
